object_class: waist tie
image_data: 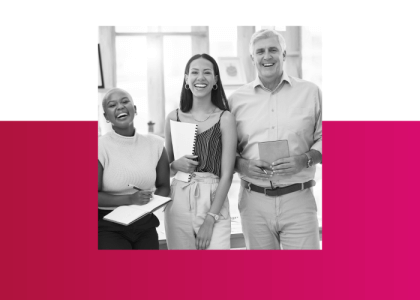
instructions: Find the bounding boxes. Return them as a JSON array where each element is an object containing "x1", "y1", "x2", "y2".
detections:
[{"x1": 177, "y1": 172, "x2": 219, "y2": 212}]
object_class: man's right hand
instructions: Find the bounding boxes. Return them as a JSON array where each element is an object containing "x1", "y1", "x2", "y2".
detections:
[
  {"x1": 236, "y1": 157, "x2": 273, "y2": 180},
  {"x1": 171, "y1": 155, "x2": 199, "y2": 174}
]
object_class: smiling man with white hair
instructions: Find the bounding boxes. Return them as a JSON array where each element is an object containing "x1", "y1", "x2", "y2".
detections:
[{"x1": 228, "y1": 29, "x2": 322, "y2": 250}]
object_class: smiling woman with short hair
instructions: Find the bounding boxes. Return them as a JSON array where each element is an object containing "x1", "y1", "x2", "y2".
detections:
[{"x1": 98, "y1": 88, "x2": 170, "y2": 250}]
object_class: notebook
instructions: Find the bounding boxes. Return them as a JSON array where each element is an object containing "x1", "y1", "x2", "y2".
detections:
[
  {"x1": 103, "y1": 194, "x2": 172, "y2": 226},
  {"x1": 258, "y1": 140, "x2": 290, "y2": 181},
  {"x1": 170, "y1": 120, "x2": 198, "y2": 182},
  {"x1": 258, "y1": 140, "x2": 290, "y2": 165}
]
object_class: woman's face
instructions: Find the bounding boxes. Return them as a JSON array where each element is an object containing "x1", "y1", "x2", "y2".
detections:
[
  {"x1": 185, "y1": 58, "x2": 218, "y2": 98},
  {"x1": 103, "y1": 89, "x2": 136, "y2": 129}
]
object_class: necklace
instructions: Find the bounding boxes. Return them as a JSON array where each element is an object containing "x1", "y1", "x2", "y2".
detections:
[{"x1": 191, "y1": 107, "x2": 217, "y2": 122}]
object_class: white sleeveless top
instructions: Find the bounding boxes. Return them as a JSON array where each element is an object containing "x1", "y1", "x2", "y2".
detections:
[{"x1": 98, "y1": 130, "x2": 164, "y2": 210}]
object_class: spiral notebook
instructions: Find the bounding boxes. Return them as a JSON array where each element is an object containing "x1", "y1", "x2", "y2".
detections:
[{"x1": 170, "y1": 120, "x2": 198, "y2": 182}]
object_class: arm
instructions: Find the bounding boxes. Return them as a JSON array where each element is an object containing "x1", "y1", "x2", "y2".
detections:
[
  {"x1": 195, "y1": 112, "x2": 236, "y2": 249},
  {"x1": 164, "y1": 111, "x2": 199, "y2": 177},
  {"x1": 209, "y1": 112, "x2": 237, "y2": 216},
  {"x1": 270, "y1": 149, "x2": 322, "y2": 176},
  {"x1": 98, "y1": 161, "x2": 153, "y2": 207},
  {"x1": 310, "y1": 86, "x2": 322, "y2": 163},
  {"x1": 307, "y1": 149, "x2": 322, "y2": 165},
  {"x1": 234, "y1": 156, "x2": 273, "y2": 180},
  {"x1": 229, "y1": 94, "x2": 271, "y2": 180},
  {"x1": 154, "y1": 147, "x2": 170, "y2": 197},
  {"x1": 164, "y1": 111, "x2": 176, "y2": 177},
  {"x1": 272, "y1": 87, "x2": 323, "y2": 175}
]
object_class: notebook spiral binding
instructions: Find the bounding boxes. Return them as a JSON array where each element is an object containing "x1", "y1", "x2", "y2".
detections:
[{"x1": 188, "y1": 126, "x2": 199, "y2": 182}]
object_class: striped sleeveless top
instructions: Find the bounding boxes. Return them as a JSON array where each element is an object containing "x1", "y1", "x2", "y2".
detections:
[{"x1": 177, "y1": 109, "x2": 226, "y2": 178}]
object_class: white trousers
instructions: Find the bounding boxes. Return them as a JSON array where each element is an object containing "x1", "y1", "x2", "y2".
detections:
[{"x1": 164, "y1": 172, "x2": 231, "y2": 250}]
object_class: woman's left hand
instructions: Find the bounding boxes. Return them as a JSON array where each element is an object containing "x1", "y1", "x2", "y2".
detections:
[{"x1": 195, "y1": 216, "x2": 215, "y2": 250}]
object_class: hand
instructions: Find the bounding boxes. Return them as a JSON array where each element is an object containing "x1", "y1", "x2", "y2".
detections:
[
  {"x1": 271, "y1": 154, "x2": 307, "y2": 176},
  {"x1": 195, "y1": 216, "x2": 215, "y2": 250},
  {"x1": 172, "y1": 155, "x2": 199, "y2": 174},
  {"x1": 129, "y1": 190, "x2": 153, "y2": 205},
  {"x1": 237, "y1": 157, "x2": 273, "y2": 180}
]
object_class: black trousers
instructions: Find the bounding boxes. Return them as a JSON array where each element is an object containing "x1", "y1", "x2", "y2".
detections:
[{"x1": 98, "y1": 209, "x2": 160, "y2": 250}]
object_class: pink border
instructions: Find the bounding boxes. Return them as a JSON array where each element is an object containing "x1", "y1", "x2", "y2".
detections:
[{"x1": 1, "y1": 121, "x2": 419, "y2": 299}]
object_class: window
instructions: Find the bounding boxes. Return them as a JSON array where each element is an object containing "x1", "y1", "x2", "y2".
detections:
[
  {"x1": 209, "y1": 26, "x2": 238, "y2": 98},
  {"x1": 255, "y1": 25, "x2": 286, "y2": 32},
  {"x1": 163, "y1": 36, "x2": 192, "y2": 115},
  {"x1": 301, "y1": 26, "x2": 323, "y2": 226},
  {"x1": 114, "y1": 27, "x2": 197, "y2": 135},
  {"x1": 116, "y1": 36, "x2": 148, "y2": 133},
  {"x1": 302, "y1": 26, "x2": 322, "y2": 88},
  {"x1": 209, "y1": 26, "x2": 237, "y2": 58}
]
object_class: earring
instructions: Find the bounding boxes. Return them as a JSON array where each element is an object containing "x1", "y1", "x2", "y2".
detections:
[
  {"x1": 185, "y1": 84, "x2": 189, "y2": 90},
  {"x1": 106, "y1": 120, "x2": 110, "y2": 123},
  {"x1": 135, "y1": 112, "x2": 138, "y2": 115},
  {"x1": 212, "y1": 84, "x2": 218, "y2": 90}
]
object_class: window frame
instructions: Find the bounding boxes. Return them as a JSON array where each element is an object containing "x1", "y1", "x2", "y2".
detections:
[{"x1": 115, "y1": 27, "x2": 209, "y2": 136}]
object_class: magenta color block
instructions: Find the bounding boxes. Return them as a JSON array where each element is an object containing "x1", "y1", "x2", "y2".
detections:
[{"x1": 0, "y1": 121, "x2": 419, "y2": 300}]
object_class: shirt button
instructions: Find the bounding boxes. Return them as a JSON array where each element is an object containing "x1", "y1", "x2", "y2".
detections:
[
  {"x1": 272, "y1": 109, "x2": 274, "y2": 112},
  {"x1": 272, "y1": 126, "x2": 275, "y2": 129}
]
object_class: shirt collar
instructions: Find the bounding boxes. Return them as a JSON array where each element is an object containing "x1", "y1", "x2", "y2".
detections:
[{"x1": 252, "y1": 71, "x2": 293, "y2": 91}]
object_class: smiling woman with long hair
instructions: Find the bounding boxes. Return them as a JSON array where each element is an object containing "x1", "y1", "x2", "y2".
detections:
[
  {"x1": 164, "y1": 54, "x2": 237, "y2": 250},
  {"x1": 98, "y1": 88, "x2": 170, "y2": 250}
]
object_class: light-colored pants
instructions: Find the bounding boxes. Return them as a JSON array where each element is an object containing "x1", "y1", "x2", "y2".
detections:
[
  {"x1": 164, "y1": 172, "x2": 231, "y2": 250},
  {"x1": 239, "y1": 180, "x2": 320, "y2": 250}
]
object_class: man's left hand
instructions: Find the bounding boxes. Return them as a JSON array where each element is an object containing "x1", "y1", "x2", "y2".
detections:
[{"x1": 271, "y1": 154, "x2": 307, "y2": 176}]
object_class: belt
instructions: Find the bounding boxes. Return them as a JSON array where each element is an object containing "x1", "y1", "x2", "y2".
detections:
[{"x1": 241, "y1": 180, "x2": 316, "y2": 197}]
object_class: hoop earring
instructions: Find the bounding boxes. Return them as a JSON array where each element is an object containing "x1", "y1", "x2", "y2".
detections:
[
  {"x1": 185, "y1": 84, "x2": 189, "y2": 90},
  {"x1": 212, "y1": 84, "x2": 218, "y2": 90}
]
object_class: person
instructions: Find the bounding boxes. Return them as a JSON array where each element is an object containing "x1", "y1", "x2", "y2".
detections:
[
  {"x1": 228, "y1": 29, "x2": 322, "y2": 250},
  {"x1": 164, "y1": 53, "x2": 237, "y2": 250},
  {"x1": 98, "y1": 88, "x2": 170, "y2": 250}
]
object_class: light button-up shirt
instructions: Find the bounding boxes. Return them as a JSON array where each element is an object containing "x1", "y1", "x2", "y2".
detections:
[{"x1": 228, "y1": 72, "x2": 322, "y2": 187}]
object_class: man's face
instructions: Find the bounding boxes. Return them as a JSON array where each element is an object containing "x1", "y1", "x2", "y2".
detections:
[{"x1": 251, "y1": 36, "x2": 285, "y2": 82}]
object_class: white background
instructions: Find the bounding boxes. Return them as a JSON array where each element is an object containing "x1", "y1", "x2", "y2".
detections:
[{"x1": 0, "y1": 0, "x2": 419, "y2": 121}]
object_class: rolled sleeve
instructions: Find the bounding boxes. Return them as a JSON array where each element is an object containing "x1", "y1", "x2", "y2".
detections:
[{"x1": 310, "y1": 87, "x2": 322, "y2": 155}]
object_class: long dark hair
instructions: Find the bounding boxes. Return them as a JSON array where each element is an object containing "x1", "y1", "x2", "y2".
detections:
[{"x1": 180, "y1": 53, "x2": 229, "y2": 113}]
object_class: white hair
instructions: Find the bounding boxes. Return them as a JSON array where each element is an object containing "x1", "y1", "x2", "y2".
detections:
[{"x1": 249, "y1": 29, "x2": 287, "y2": 57}]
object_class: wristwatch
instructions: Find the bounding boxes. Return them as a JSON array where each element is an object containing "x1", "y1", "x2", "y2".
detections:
[
  {"x1": 304, "y1": 153, "x2": 314, "y2": 168},
  {"x1": 207, "y1": 212, "x2": 219, "y2": 221}
]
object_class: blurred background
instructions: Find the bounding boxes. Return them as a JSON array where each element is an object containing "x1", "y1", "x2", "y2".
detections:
[{"x1": 98, "y1": 26, "x2": 322, "y2": 248}]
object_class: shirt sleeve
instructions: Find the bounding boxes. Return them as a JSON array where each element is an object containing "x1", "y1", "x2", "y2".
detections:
[
  {"x1": 310, "y1": 86, "x2": 322, "y2": 155},
  {"x1": 227, "y1": 94, "x2": 242, "y2": 157}
]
